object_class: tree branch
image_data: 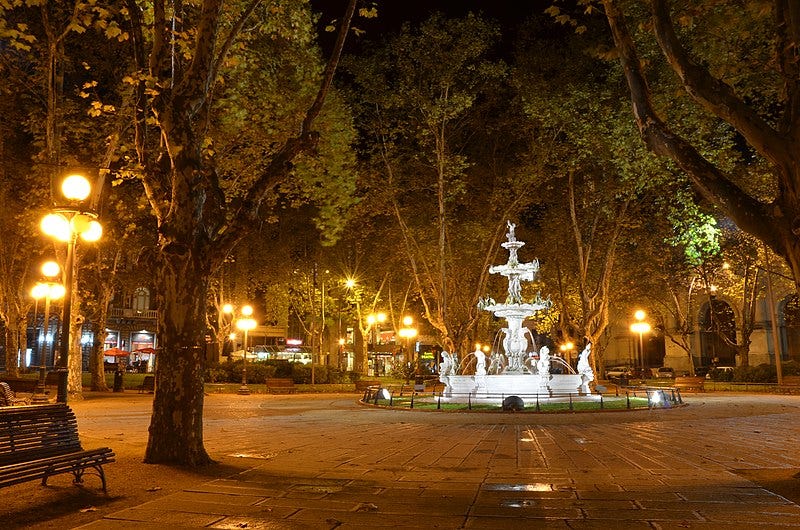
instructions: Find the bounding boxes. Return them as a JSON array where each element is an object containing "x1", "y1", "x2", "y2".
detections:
[
  {"x1": 650, "y1": 0, "x2": 792, "y2": 168},
  {"x1": 603, "y1": 0, "x2": 783, "y2": 253},
  {"x1": 215, "y1": 0, "x2": 358, "y2": 259}
]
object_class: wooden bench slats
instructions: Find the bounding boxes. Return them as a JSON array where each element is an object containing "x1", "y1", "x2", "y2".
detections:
[
  {"x1": 0, "y1": 403, "x2": 114, "y2": 492},
  {"x1": 265, "y1": 378, "x2": 295, "y2": 394}
]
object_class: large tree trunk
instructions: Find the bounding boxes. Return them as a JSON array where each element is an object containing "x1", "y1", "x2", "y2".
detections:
[
  {"x1": 4, "y1": 313, "x2": 20, "y2": 376},
  {"x1": 90, "y1": 329, "x2": 110, "y2": 391},
  {"x1": 68, "y1": 316, "x2": 83, "y2": 400},
  {"x1": 144, "y1": 246, "x2": 211, "y2": 466}
]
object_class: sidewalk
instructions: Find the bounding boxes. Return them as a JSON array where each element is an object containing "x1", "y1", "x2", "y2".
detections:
[{"x1": 16, "y1": 392, "x2": 800, "y2": 528}]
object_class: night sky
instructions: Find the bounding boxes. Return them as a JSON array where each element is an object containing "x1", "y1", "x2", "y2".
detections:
[{"x1": 311, "y1": 0, "x2": 548, "y2": 49}]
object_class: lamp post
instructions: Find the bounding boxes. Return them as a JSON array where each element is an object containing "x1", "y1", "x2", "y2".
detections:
[
  {"x1": 398, "y1": 315, "x2": 418, "y2": 369},
  {"x1": 224, "y1": 304, "x2": 255, "y2": 395},
  {"x1": 30, "y1": 261, "x2": 65, "y2": 403},
  {"x1": 366, "y1": 311, "x2": 386, "y2": 376},
  {"x1": 40, "y1": 173, "x2": 102, "y2": 403},
  {"x1": 630, "y1": 310, "x2": 651, "y2": 373},
  {"x1": 559, "y1": 341, "x2": 575, "y2": 368}
]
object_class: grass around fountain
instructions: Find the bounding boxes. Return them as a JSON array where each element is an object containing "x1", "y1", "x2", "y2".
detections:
[{"x1": 366, "y1": 395, "x2": 659, "y2": 412}]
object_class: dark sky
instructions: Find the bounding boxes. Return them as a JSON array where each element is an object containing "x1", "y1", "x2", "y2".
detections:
[{"x1": 311, "y1": 1, "x2": 547, "y2": 49}]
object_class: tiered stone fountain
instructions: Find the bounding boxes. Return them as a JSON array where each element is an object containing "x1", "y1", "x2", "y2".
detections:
[{"x1": 438, "y1": 222, "x2": 594, "y2": 402}]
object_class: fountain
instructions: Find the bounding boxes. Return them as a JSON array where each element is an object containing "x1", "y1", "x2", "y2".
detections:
[{"x1": 439, "y1": 221, "x2": 594, "y2": 402}]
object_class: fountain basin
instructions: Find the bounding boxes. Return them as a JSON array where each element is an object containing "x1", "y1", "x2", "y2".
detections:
[{"x1": 442, "y1": 374, "x2": 587, "y2": 400}]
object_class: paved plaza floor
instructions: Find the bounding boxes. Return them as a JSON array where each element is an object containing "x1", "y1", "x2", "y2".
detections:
[{"x1": 24, "y1": 392, "x2": 800, "y2": 528}]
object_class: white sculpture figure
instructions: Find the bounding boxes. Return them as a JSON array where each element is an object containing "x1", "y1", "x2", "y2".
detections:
[
  {"x1": 506, "y1": 220, "x2": 517, "y2": 242},
  {"x1": 537, "y1": 346, "x2": 551, "y2": 381},
  {"x1": 487, "y1": 351, "x2": 505, "y2": 375},
  {"x1": 507, "y1": 274, "x2": 522, "y2": 304},
  {"x1": 439, "y1": 351, "x2": 453, "y2": 378},
  {"x1": 577, "y1": 342, "x2": 594, "y2": 393},
  {"x1": 475, "y1": 347, "x2": 487, "y2": 376}
]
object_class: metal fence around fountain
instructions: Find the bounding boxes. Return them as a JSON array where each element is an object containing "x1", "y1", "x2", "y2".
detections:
[{"x1": 361, "y1": 384, "x2": 684, "y2": 412}]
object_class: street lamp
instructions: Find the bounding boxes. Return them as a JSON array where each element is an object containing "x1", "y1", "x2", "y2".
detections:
[
  {"x1": 40, "y1": 173, "x2": 102, "y2": 403},
  {"x1": 630, "y1": 310, "x2": 651, "y2": 373},
  {"x1": 398, "y1": 316, "x2": 418, "y2": 367},
  {"x1": 559, "y1": 341, "x2": 575, "y2": 367},
  {"x1": 30, "y1": 261, "x2": 65, "y2": 403},
  {"x1": 366, "y1": 312, "x2": 386, "y2": 376},
  {"x1": 226, "y1": 304, "x2": 255, "y2": 395}
]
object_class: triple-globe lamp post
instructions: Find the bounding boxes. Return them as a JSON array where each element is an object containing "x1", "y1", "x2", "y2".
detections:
[
  {"x1": 30, "y1": 261, "x2": 65, "y2": 403},
  {"x1": 40, "y1": 173, "x2": 102, "y2": 403},
  {"x1": 630, "y1": 310, "x2": 651, "y2": 373},
  {"x1": 224, "y1": 304, "x2": 256, "y2": 395}
]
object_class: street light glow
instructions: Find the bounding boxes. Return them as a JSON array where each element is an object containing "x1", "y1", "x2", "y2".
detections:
[
  {"x1": 41, "y1": 213, "x2": 72, "y2": 242},
  {"x1": 222, "y1": 303, "x2": 234, "y2": 314},
  {"x1": 236, "y1": 317, "x2": 256, "y2": 331},
  {"x1": 80, "y1": 219, "x2": 103, "y2": 242},
  {"x1": 634, "y1": 309, "x2": 646, "y2": 321},
  {"x1": 241, "y1": 305, "x2": 254, "y2": 317},
  {"x1": 41, "y1": 261, "x2": 60, "y2": 278},
  {"x1": 403, "y1": 315, "x2": 413, "y2": 326},
  {"x1": 61, "y1": 174, "x2": 91, "y2": 201}
]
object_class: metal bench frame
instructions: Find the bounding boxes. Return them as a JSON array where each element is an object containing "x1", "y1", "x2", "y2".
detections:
[{"x1": 0, "y1": 404, "x2": 115, "y2": 492}]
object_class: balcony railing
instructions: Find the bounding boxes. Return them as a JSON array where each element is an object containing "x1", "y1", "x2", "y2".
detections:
[{"x1": 109, "y1": 308, "x2": 158, "y2": 320}]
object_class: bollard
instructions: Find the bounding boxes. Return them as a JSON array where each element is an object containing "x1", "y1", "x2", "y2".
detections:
[
  {"x1": 626, "y1": 392, "x2": 630, "y2": 409},
  {"x1": 569, "y1": 394, "x2": 573, "y2": 411},
  {"x1": 600, "y1": 394, "x2": 604, "y2": 410}
]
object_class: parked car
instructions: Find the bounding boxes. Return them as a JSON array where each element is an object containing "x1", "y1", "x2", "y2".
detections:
[
  {"x1": 706, "y1": 366, "x2": 735, "y2": 380},
  {"x1": 694, "y1": 366, "x2": 710, "y2": 377},
  {"x1": 654, "y1": 367, "x2": 675, "y2": 379},
  {"x1": 605, "y1": 366, "x2": 633, "y2": 379}
]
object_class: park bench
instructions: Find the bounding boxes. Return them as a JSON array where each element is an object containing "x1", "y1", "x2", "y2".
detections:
[
  {"x1": 673, "y1": 376, "x2": 705, "y2": 392},
  {"x1": 0, "y1": 378, "x2": 39, "y2": 396},
  {"x1": 0, "y1": 404, "x2": 115, "y2": 492},
  {"x1": 265, "y1": 378, "x2": 295, "y2": 394},
  {"x1": 0, "y1": 382, "x2": 29, "y2": 406},
  {"x1": 780, "y1": 375, "x2": 800, "y2": 394},
  {"x1": 137, "y1": 375, "x2": 155, "y2": 393}
]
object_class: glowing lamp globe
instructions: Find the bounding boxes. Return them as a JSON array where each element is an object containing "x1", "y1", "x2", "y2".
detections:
[
  {"x1": 41, "y1": 261, "x2": 60, "y2": 278},
  {"x1": 41, "y1": 213, "x2": 71, "y2": 242},
  {"x1": 61, "y1": 174, "x2": 91, "y2": 201},
  {"x1": 80, "y1": 220, "x2": 103, "y2": 242}
]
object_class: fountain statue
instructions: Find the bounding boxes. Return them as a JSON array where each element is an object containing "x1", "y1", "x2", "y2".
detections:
[{"x1": 439, "y1": 221, "x2": 593, "y2": 402}]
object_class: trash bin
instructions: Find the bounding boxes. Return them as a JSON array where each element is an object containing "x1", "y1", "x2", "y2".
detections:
[
  {"x1": 113, "y1": 369, "x2": 124, "y2": 392},
  {"x1": 413, "y1": 376, "x2": 425, "y2": 392}
]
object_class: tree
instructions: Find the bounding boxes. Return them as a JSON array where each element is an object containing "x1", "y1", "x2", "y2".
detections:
[
  {"x1": 345, "y1": 13, "x2": 534, "y2": 356},
  {"x1": 513, "y1": 14, "x2": 664, "y2": 375},
  {"x1": 118, "y1": 0, "x2": 359, "y2": 465},
  {"x1": 600, "y1": 0, "x2": 800, "y2": 293}
]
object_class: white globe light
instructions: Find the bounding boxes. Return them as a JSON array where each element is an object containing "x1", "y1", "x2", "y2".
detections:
[
  {"x1": 41, "y1": 261, "x2": 60, "y2": 278},
  {"x1": 61, "y1": 174, "x2": 91, "y2": 201},
  {"x1": 49, "y1": 283, "x2": 66, "y2": 300},
  {"x1": 41, "y1": 213, "x2": 71, "y2": 242},
  {"x1": 31, "y1": 283, "x2": 49, "y2": 299},
  {"x1": 80, "y1": 219, "x2": 103, "y2": 242}
]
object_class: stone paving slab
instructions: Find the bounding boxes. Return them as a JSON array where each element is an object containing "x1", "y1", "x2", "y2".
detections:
[{"x1": 76, "y1": 393, "x2": 800, "y2": 529}]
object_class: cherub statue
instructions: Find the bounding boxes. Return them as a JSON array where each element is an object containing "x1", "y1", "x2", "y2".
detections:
[
  {"x1": 474, "y1": 347, "x2": 486, "y2": 376},
  {"x1": 537, "y1": 346, "x2": 551, "y2": 379},
  {"x1": 506, "y1": 220, "x2": 517, "y2": 242}
]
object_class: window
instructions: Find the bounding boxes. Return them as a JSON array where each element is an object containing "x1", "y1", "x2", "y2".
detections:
[{"x1": 132, "y1": 287, "x2": 150, "y2": 312}]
